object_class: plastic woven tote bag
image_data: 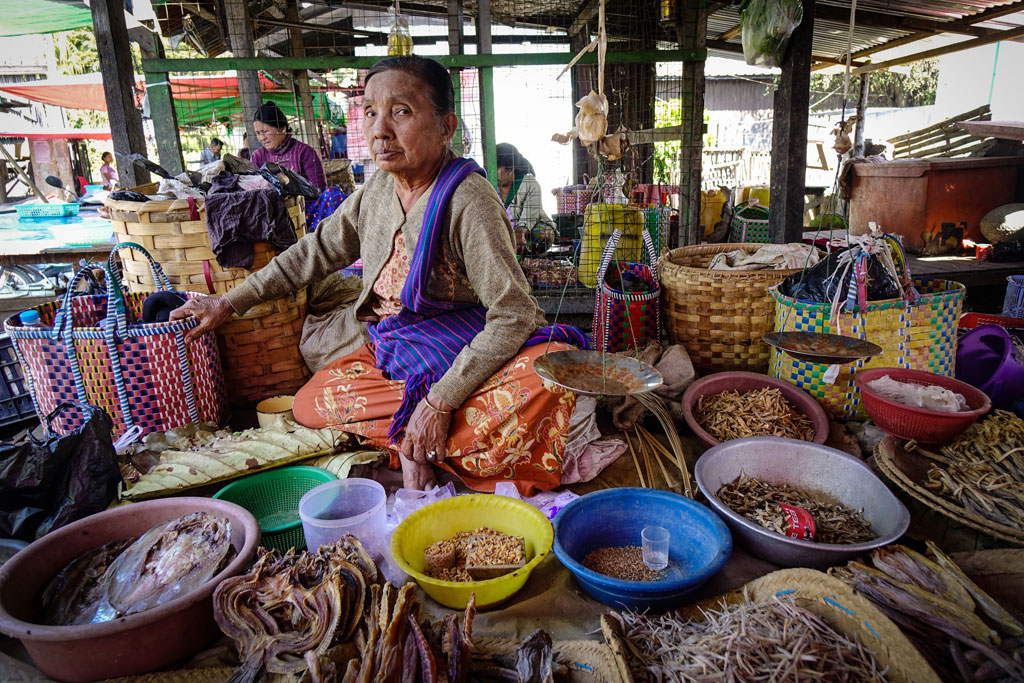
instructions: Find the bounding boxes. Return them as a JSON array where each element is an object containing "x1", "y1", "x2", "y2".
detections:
[
  {"x1": 729, "y1": 200, "x2": 771, "y2": 244},
  {"x1": 4, "y1": 243, "x2": 229, "y2": 438},
  {"x1": 769, "y1": 277, "x2": 965, "y2": 419},
  {"x1": 593, "y1": 228, "x2": 661, "y2": 353}
]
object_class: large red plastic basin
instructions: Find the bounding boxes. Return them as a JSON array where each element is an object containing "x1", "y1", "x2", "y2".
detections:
[{"x1": 0, "y1": 497, "x2": 259, "y2": 682}]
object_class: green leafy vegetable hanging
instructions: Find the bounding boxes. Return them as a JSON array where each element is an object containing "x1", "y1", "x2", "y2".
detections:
[{"x1": 739, "y1": 0, "x2": 804, "y2": 68}]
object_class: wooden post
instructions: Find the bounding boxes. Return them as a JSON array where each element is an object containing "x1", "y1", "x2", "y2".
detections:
[
  {"x1": 286, "y1": 0, "x2": 318, "y2": 147},
  {"x1": 768, "y1": 0, "x2": 815, "y2": 244},
  {"x1": 0, "y1": 160, "x2": 7, "y2": 204},
  {"x1": 91, "y1": 0, "x2": 150, "y2": 188},
  {"x1": 854, "y1": 72, "x2": 870, "y2": 157},
  {"x1": 447, "y1": 0, "x2": 465, "y2": 157},
  {"x1": 477, "y1": 0, "x2": 497, "y2": 187},
  {"x1": 221, "y1": 0, "x2": 262, "y2": 152},
  {"x1": 677, "y1": 0, "x2": 708, "y2": 247},
  {"x1": 138, "y1": 30, "x2": 184, "y2": 176}
]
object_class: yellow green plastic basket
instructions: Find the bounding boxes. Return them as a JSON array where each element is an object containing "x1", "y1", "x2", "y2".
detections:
[{"x1": 390, "y1": 494, "x2": 553, "y2": 609}]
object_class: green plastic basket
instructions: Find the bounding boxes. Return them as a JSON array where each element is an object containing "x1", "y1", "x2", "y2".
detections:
[{"x1": 213, "y1": 465, "x2": 337, "y2": 553}]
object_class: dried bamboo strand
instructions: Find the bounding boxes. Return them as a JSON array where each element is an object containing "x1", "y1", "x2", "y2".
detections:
[
  {"x1": 635, "y1": 393, "x2": 693, "y2": 497},
  {"x1": 625, "y1": 432, "x2": 647, "y2": 488},
  {"x1": 636, "y1": 425, "x2": 678, "y2": 492}
]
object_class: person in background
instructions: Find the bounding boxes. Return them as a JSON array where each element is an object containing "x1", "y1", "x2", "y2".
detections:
[
  {"x1": 496, "y1": 143, "x2": 556, "y2": 255},
  {"x1": 251, "y1": 102, "x2": 340, "y2": 228},
  {"x1": 239, "y1": 132, "x2": 251, "y2": 161},
  {"x1": 331, "y1": 124, "x2": 348, "y2": 159},
  {"x1": 99, "y1": 151, "x2": 118, "y2": 191},
  {"x1": 199, "y1": 137, "x2": 223, "y2": 165}
]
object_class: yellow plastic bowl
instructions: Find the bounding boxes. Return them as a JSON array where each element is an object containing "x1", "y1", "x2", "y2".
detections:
[{"x1": 391, "y1": 494, "x2": 553, "y2": 609}]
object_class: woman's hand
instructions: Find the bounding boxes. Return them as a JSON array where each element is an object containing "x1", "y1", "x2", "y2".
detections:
[
  {"x1": 169, "y1": 296, "x2": 235, "y2": 344},
  {"x1": 401, "y1": 392, "x2": 454, "y2": 465}
]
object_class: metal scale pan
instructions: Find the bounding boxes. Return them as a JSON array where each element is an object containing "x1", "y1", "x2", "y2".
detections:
[{"x1": 533, "y1": 350, "x2": 663, "y2": 397}]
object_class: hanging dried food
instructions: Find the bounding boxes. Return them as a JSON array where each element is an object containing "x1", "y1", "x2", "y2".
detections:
[
  {"x1": 695, "y1": 387, "x2": 816, "y2": 442},
  {"x1": 717, "y1": 473, "x2": 876, "y2": 544},
  {"x1": 214, "y1": 535, "x2": 379, "y2": 682},
  {"x1": 41, "y1": 512, "x2": 232, "y2": 626}
]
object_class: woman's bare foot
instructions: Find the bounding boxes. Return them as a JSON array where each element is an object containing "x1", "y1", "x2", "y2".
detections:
[{"x1": 400, "y1": 454, "x2": 438, "y2": 490}]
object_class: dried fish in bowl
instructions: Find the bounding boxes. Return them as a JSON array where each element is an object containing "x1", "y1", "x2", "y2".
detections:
[
  {"x1": 695, "y1": 387, "x2": 816, "y2": 441},
  {"x1": 717, "y1": 473, "x2": 876, "y2": 545}
]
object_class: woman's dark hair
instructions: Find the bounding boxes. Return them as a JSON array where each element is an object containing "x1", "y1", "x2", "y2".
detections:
[
  {"x1": 496, "y1": 142, "x2": 535, "y2": 178},
  {"x1": 101, "y1": 151, "x2": 112, "y2": 162},
  {"x1": 364, "y1": 56, "x2": 455, "y2": 118},
  {"x1": 254, "y1": 101, "x2": 290, "y2": 132}
]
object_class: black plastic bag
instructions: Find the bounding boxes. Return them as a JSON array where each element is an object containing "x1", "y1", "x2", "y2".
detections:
[
  {"x1": 780, "y1": 248, "x2": 902, "y2": 304},
  {"x1": 262, "y1": 162, "x2": 321, "y2": 199},
  {"x1": 992, "y1": 239, "x2": 1024, "y2": 263},
  {"x1": 0, "y1": 403, "x2": 120, "y2": 541}
]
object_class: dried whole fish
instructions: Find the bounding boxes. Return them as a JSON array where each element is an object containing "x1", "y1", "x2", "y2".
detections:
[
  {"x1": 695, "y1": 387, "x2": 816, "y2": 441},
  {"x1": 214, "y1": 535, "x2": 378, "y2": 682},
  {"x1": 717, "y1": 473, "x2": 876, "y2": 544},
  {"x1": 924, "y1": 410, "x2": 1024, "y2": 532},
  {"x1": 870, "y1": 545, "x2": 974, "y2": 612},
  {"x1": 41, "y1": 539, "x2": 132, "y2": 626},
  {"x1": 613, "y1": 591, "x2": 890, "y2": 682}
]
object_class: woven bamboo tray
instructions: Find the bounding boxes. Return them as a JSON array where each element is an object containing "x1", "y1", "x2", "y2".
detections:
[
  {"x1": 106, "y1": 194, "x2": 311, "y2": 404},
  {"x1": 602, "y1": 568, "x2": 940, "y2": 683},
  {"x1": 873, "y1": 435, "x2": 1024, "y2": 547},
  {"x1": 658, "y1": 243, "x2": 811, "y2": 374}
]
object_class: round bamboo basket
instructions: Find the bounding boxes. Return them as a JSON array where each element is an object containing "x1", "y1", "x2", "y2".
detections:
[
  {"x1": 106, "y1": 194, "x2": 311, "y2": 405},
  {"x1": 658, "y1": 243, "x2": 810, "y2": 374}
]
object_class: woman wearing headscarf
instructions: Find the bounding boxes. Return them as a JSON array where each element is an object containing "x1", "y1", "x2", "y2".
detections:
[
  {"x1": 496, "y1": 143, "x2": 556, "y2": 255},
  {"x1": 250, "y1": 102, "x2": 344, "y2": 228},
  {"x1": 173, "y1": 56, "x2": 589, "y2": 494}
]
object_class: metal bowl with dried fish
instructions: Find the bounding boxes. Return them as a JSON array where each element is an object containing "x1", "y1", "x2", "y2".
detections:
[{"x1": 695, "y1": 437, "x2": 910, "y2": 569}]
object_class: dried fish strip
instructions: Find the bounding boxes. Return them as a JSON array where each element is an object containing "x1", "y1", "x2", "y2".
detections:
[
  {"x1": 613, "y1": 591, "x2": 890, "y2": 682},
  {"x1": 695, "y1": 387, "x2": 816, "y2": 442},
  {"x1": 717, "y1": 473, "x2": 876, "y2": 545},
  {"x1": 923, "y1": 411, "x2": 1024, "y2": 533}
]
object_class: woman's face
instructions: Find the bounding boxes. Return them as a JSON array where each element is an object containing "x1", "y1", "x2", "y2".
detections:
[
  {"x1": 101, "y1": 154, "x2": 112, "y2": 164},
  {"x1": 497, "y1": 166, "x2": 514, "y2": 184},
  {"x1": 362, "y1": 70, "x2": 456, "y2": 183},
  {"x1": 254, "y1": 120, "x2": 288, "y2": 151}
]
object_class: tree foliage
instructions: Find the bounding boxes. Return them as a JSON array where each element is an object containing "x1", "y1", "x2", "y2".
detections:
[{"x1": 809, "y1": 59, "x2": 939, "y2": 111}]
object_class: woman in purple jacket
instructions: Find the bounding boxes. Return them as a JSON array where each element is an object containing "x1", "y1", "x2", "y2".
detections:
[{"x1": 251, "y1": 102, "x2": 345, "y2": 228}]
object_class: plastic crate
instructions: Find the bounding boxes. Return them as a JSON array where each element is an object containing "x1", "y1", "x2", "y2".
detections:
[
  {"x1": 15, "y1": 203, "x2": 80, "y2": 219},
  {"x1": 959, "y1": 312, "x2": 1024, "y2": 342},
  {"x1": 0, "y1": 336, "x2": 36, "y2": 428}
]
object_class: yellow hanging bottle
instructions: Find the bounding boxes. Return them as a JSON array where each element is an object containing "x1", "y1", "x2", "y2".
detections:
[{"x1": 387, "y1": 3, "x2": 413, "y2": 56}]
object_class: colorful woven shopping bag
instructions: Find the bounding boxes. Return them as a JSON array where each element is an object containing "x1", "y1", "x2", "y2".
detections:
[
  {"x1": 4, "y1": 242, "x2": 228, "y2": 438},
  {"x1": 729, "y1": 200, "x2": 771, "y2": 244},
  {"x1": 769, "y1": 277, "x2": 965, "y2": 419},
  {"x1": 593, "y1": 228, "x2": 661, "y2": 353}
]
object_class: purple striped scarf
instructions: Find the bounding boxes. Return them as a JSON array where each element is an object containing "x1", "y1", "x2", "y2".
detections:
[{"x1": 368, "y1": 157, "x2": 588, "y2": 443}]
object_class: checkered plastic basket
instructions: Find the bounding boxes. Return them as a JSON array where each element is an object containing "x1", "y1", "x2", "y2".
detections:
[
  {"x1": 729, "y1": 200, "x2": 771, "y2": 244},
  {"x1": 593, "y1": 228, "x2": 661, "y2": 353},
  {"x1": 769, "y1": 278, "x2": 965, "y2": 419},
  {"x1": 3, "y1": 242, "x2": 228, "y2": 438}
]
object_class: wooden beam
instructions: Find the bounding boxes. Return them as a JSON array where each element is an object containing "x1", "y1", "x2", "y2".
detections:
[
  {"x1": 221, "y1": 0, "x2": 263, "y2": 153},
  {"x1": 255, "y1": 17, "x2": 380, "y2": 37},
  {"x1": 678, "y1": 0, "x2": 708, "y2": 247},
  {"x1": 854, "y1": 25, "x2": 1024, "y2": 74},
  {"x1": 92, "y1": 0, "x2": 150, "y2": 188},
  {"x1": 716, "y1": 24, "x2": 741, "y2": 41},
  {"x1": 286, "y1": 0, "x2": 318, "y2": 148},
  {"x1": 447, "y1": 0, "x2": 465, "y2": 157},
  {"x1": 569, "y1": 0, "x2": 600, "y2": 37},
  {"x1": 814, "y1": 4, "x2": 991, "y2": 37},
  {"x1": 478, "y1": 0, "x2": 497, "y2": 189},
  {"x1": 769, "y1": 0, "x2": 814, "y2": 244},
  {"x1": 138, "y1": 31, "x2": 184, "y2": 176}
]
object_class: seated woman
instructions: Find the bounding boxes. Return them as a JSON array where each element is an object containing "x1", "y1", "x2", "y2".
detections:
[
  {"x1": 250, "y1": 102, "x2": 345, "y2": 229},
  {"x1": 496, "y1": 143, "x2": 556, "y2": 255},
  {"x1": 172, "y1": 56, "x2": 588, "y2": 495}
]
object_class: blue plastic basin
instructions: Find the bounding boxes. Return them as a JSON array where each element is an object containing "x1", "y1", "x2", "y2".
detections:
[{"x1": 552, "y1": 488, "x2": 731, "y2": 612}]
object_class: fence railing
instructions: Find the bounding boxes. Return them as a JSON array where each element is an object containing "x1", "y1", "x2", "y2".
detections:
[{"x1": 701, "y1": 148, "x2": 771, "y2": 190}]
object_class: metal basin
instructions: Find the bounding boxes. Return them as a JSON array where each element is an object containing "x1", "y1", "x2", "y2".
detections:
[{"x1": 695, "y1": 437, "x2": 909, "y2": 569}]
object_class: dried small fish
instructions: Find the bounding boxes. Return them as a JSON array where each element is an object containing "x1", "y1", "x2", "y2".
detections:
[
  {"x1": 695, "y1": 387, "x2": 816, "y2": 442},
  {"x1": 41, "y1": 539, "x2": 132, "y2": 626},
  {"x1": 717, "y1": 473, "x2": 876, "y2": 544},
  {"x1": 613, "y1": 591, "x2": 890, "y2": 682},
  {"x1": 925, "y1": 540, "x2": 1023, "y2": 638}
]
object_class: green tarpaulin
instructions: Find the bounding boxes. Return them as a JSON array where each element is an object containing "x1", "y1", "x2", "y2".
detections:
[
  {"x1": 0, "y1": 0, "x2": 92, "y2": 37},
  {"x1": 174, "y1": 92, "x2": 332, "y2": 128}
]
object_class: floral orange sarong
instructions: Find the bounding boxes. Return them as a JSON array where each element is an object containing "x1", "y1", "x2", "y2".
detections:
[{"x1": 293, "y1": 341, "x2": 577, "y2": 495}]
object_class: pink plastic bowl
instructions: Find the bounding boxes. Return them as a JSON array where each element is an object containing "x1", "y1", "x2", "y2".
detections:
[
  {"x1": 0, "y1": 497, "x2": 260, "y2": 682},
  {"x1": 681, "y1": 371, "x2": 830, "y2": 448},
  {"x1": 855, "y1": 368, "x2": 991, "y2": 445}
]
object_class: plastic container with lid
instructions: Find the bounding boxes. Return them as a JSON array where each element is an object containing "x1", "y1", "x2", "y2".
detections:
[
  {"x1": 299, "y1": 478, "x2": 387, "y2": 557},
  {"x1": 18, "y1": 310, "x2": 41, "y2": 327}
]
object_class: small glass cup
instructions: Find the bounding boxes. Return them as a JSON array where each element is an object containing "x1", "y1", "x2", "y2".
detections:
[{"x1": 641, "y1": 525, "x2": 670, "y2": 570}]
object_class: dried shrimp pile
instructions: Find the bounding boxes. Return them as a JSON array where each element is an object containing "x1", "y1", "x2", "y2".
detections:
[
  {"x1": 925, "y1": 410, "x2": 1024, "y2": 531},
  {"x1": 612, "y1": 592, "x2": 889, "y2": 682},
  {"x1": 424, "y1": 527, "x2": 525, "y2": 582},
  {"x1": 717, "y1": 474, "x2": 876, "y2": 545},
  {"x1": 695, "y1": 388, "x2": 815, "y2": 441}
]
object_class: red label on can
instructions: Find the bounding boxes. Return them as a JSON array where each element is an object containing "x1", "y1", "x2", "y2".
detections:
[{"x1": 778, "y1": 503, "x2": 816, "y2": 541}]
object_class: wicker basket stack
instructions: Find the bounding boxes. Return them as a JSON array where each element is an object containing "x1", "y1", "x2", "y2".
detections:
[
  {"x1": 658, "y1": 243, "x2": 808, "y2": 374},
  {"x1": 106, "y1": 195, "x2": 311, "y2": 404}
]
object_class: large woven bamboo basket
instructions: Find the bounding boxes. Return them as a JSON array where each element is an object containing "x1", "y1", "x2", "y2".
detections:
[
  {"x1": 105, "y1": 194, "x2": 310, "y2": 404},
  {"x1": 658, "y1": 243, "x2": 809, "y2": 374}
]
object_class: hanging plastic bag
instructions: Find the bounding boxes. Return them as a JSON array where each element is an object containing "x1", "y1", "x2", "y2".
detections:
[
  {"x1": 387, "y1": 3, "x2": 413, "y2": 56},
  {"x1": 739, "y1": 0, "x2": 804, "y2": 68},
  {"x1": 0, "y1": 403, "x2": 120, "y2": 541},
  {"x1": 780, "y1": 248, "x2": 901, "y2": 304}
]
